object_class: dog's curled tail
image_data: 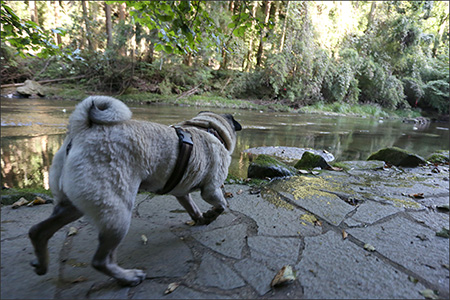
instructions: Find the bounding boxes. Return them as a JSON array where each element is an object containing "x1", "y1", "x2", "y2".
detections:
[{"x1": 68, "y1": 96, "x2": 132, "y2": 135}]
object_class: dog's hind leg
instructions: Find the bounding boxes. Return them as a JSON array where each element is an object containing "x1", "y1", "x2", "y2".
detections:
[
  {"x1": 29, "y1": 200, "x2": 83, "y2": 275},
  {"x1": 176, "y1": 194, "x2": 205, "y2": 224},
  {"x1": 200, "y1": 186, "x2": 227, "y2": 225},
  {"x1": 91, "y1": 213, "x2": 146, "y2": 286}
]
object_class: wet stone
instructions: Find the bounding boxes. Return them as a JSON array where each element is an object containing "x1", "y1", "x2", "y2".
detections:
[
  {"x1": 347, "y1": 216, "x2": 450, "y2": 295},
  {"x1": 243, "y1": 146, "x2": 335, "y2": 164},
  {"x1": 234, "y1": 258, "x2": 274, "y2": 296},
  {"x1": 336, "y1": 160, "x2": 385, "y2": 170},
  {"x1": 271, "y1": 176, "x2": 356, "y2": 225},
  {"x1": 247, "y1": 236, "x2": 301, "y2": 269},
  {"x1": 194, "y1": 253, "x2": 246, "y2": 290},
  {"x1": 191, "y1": 224, "x2": 247, "y2": 259},
  {"x1": 296, "y1": 231, "x2": 426, "y2": 299},
  {"x1": 345, "y1": 200, "x2": 401, "y2": 227},
  {"x1": 226, "y1": 185, "x2": 322, "y2": 236}
]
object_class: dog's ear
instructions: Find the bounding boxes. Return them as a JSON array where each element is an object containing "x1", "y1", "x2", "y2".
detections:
[{"x1": 222, "y1": 114, "x2": 242, "y2": 132}]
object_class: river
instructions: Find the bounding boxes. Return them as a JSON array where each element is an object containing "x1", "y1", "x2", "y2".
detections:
[{"x1": 1, "y1": 98, "x2": 449, "y2": 189}]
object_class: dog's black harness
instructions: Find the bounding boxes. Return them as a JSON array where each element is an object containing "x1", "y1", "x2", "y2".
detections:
[
  {"x1": 156, "y1": 124, "x2": 228, "y2": 195},
  {"x1": 156, "y1": 126, "x2": 194, "y2": 195}
]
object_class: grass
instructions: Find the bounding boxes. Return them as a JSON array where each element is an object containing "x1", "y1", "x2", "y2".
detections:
[
  {"x1": 44, "y1": 83, "x2": 422, "y2": 118},
  {"x1": 299, "y1": 101, "x2": 422, "y2": 119}
]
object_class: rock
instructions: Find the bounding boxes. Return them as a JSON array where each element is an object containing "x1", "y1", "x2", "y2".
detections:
[
  {"x1": 16, "y1": 80, "x2": 45, "y2": 98},
  {"x1": 248, "y1": 155, "x2": 297, "y2": 179},
  {"x1": 294, "y1": 151, "x2": 333, "y2": 170},
  {"x1": 427, "y1": 151, "x2": 449, "y2": 164},
  {"x1": 243, "y1": 146, "x2": 334, "y2": 164},
  {"x1": 333, "y1": 160, "x2": 385, "y2": 171},
  {"x1": 367, "y1": 147, "x2": 426, "y2": 167}
]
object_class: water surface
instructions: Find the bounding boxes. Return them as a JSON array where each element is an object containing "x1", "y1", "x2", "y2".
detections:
[{"x1": 1, "y1": 98, "x2": 448, "y2": 189}]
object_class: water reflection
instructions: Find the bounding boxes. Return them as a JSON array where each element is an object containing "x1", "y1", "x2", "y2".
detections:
[
  {"x1": 1, "y1": 135, "x2": 65, "y2": 189},
  {"x1": 1, "y1": 98, "x2": 448, "y2": 189}
]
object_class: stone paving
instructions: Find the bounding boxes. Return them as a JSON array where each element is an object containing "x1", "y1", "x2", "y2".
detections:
[{"x1": 1, "y1": 162, "x2": 449, "y2": 299}]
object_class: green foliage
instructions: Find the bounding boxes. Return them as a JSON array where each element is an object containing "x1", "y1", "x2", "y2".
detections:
[{"x1": 0, "y1": 1, "x2": 66, "y2": 58}]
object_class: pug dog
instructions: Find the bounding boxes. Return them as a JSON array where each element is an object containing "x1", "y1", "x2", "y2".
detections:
[{"x1": 29, "y1": 96, "x2": 242, "y2": 286}]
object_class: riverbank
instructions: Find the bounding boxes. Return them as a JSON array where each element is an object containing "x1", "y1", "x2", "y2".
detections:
[
  {"x1": 3, "y1": 82, "x2": 431, "y2": 120},
  {"x1": 1, "y1": 160, "x2": 448, "y2": 299}
]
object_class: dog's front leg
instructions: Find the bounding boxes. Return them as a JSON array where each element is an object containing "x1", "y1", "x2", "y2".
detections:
[
  {"x1": 200, "y1": 187, "x2": 227, "y2": 224},
  {"x1": 176, "y1": 194, "x2": 205, "y2": 224}
]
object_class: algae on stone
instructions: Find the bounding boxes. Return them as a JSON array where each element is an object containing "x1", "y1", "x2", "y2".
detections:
[
  {"x1": 427, "y1": 151, "x2": 449, "y2": 164},
  {"x1": 295, "y1": 151, "x2": 332, "y2": 170},
  {"x1": 248, "y1": 155, "x2": 297, "y2": 179},
  {"x1": 367, "y1": 147, "x2": 426, "y2": 167}
]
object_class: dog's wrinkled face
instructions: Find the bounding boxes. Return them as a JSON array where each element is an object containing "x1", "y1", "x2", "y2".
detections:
[
  {"x1": 198, "y1": 111, "x2": 242, "y2": 132},
  {"x1": 222, "y1": 114, "x2": 242, "y2": 132}
]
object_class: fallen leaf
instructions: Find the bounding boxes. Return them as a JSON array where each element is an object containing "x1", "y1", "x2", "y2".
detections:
[
  {"x1": 164, "y1": 282, "x2": 180, "y2": 294},
  {"x1": 435, "y1": 227, "x2": 449, "y2": 238},
  {"x1": 249, "y1": 188, "x2": 261, "y2": 195},
  {"x1": 420, "y1": 289, "x2": 439, "y2": 299},
  {"x1": 313, "y1": 220, "x2": 322, "y2": 227},
  {"x1": 11, "y1": 197, "x2": 29, "y2": 209},
  {"x1": 185, "y1": 220, "x2": 196, "y2": 226},
  {"x1": 408, "y1": 193, "x2": 424, "y2": 199},
  {"x1": 342, "y1": 230, "x2": 348, "y2": 240},
  {"x1": 224, "y1": 192, "x2": 234, "y2": 198},
  {"x1": 329, "y1": 166, "x2": 343, "y2": 171},
  {"x1": 270, "y1": 265, "x2": 296, "y2": 287},
  {"x1": 67, "y1": 227, "x2": 78, "y2": 236},
  {"x1": 27, "y1": 196, "x2": 46, "y2": 207},
  {"x1": 71, "y1": 276, "x2": 88, "y2": 284},
  {"x1": 431, "y1": 167, "x2": 440, "y2": 173},
  {"x1": 415, "y1": 234, "x2": 429, "y2": 241},
  {"x1": 408, "y1": 275, "x2": 418, "y2": 284},
  {"x1": 141, "y1": 234, "x2": 148, "y2": 245},
  {"x1": 236, "y1": 189, "x2": 243, "y2": 195},
  {"x1": 436, "y1": 204, "x2": 449, "y2": 212},
  {"x1": 363, "y1": 243, "x2": 376, "y2": 252}
]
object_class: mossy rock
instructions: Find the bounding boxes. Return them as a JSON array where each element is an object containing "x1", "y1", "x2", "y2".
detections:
[
  {"x1": 248, "y1": 155, "x2": 297, "y2": 179},
  {"x1": 427, "y1": 151, "x2": 449, "y2": 164},
  {"x1": 294, "y1": 151, "x2": 332, "y2": 170},
  {"x1": 367, "y1": 147, "x2": 426, "y2": 167}
]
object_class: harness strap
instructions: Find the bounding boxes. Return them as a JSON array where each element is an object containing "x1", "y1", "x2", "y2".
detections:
[{"x1": 156, "y1": 127, "x2": 193, "y2": 195}]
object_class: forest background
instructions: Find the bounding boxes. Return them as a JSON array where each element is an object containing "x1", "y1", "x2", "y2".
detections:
[{"x1": 1, "y1": 1, "x2": 449, "y2": 117}]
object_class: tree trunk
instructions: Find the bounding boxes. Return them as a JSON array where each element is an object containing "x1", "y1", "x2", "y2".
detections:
[
  {"x1": 244, "y1": 2, "x2": 258, "y2": 71},
  {"x1": 118, "y1": 3, "x2": 127, "y2": 56},
  {"x1": 53, "y1": 1, "x2": 62, "y2": 45},
  {"x1": 81, "y1": 0, "x2": 94, "y2": 51},
  {"x1": 256, "y1": 0, "x2": 271, "y2": 67},
  {"x1": 119, "y1": 2, "x2": 126, "y2": 20},
  {"x1": 432, "y1": 13, "x2": 449, "y2": 57},
  {"x1": 279, "y1": 1, "x2": 290, "y2": 52},
  {"x1": 29, "y1": 1, "x2": 39, "y2": 25},
  {"x1": 366, "y1": 1, "x2": 377, "y2": 32},
  {"x1": 104, "y1": 2, "x2": 113, "y2": 49}
]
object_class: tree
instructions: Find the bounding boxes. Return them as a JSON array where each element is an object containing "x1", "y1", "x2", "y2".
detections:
[
  {"x1": 256, "y1": 0, "x2": 271, "y2": 67},
  {"x1": 104, "y1": 2, "x2": 112, "y2": 49}
]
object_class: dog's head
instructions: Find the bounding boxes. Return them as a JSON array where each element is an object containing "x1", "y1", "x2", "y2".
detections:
[{"x1": 181, "y1": 112, "x2": 242, "y2": 153}]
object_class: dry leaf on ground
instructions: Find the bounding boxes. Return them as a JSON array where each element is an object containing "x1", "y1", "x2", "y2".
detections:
[
  {"x1": 11, "y1": 197, "x2": 29, "y2": 209},
  {"x1": 271, "y1": 265, "x2": 296, "y2": 287},
  {"x1": 164, "y1": 282, "x2": 180, "y2": 294}
]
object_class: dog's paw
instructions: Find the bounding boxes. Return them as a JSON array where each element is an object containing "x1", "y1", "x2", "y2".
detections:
[
  {"x1": 201, "y1": 207, "x2": 225, "y2": 225},
  {"x1": 117, "y1": 269, "x2": 146, "y2": 287},
  {"x1": 30, "y1": 259, "x2": 47, "y2": 275}
]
